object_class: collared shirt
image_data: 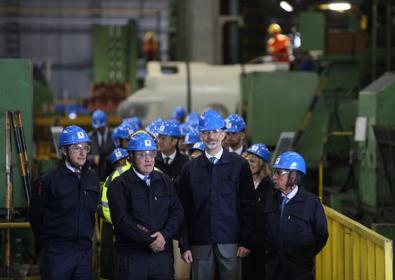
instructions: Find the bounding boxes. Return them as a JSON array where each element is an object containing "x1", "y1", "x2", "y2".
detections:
[
  {"x1": 65, "y1": 160, "x2": 81, "y2": 174},
  {"x1": 229, "y1": 145, "x2": 243, "y2": 155},
  {"x1": 161, "y1": 150, "x2": 177, "y2": 165},
  {"x1": 132, "y1": 168, "x2": 150, "y2": 186},
  {"x1": 205, "y1": 148, "x2": 224, "y2": 164},
  {"x1": 282, "y1": 185, "x2": 299, "y2": 202}
]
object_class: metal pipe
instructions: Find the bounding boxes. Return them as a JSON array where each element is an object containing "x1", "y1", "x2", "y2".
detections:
[
  {"x1": 318, "y1": 161, "x2": 324, "y2": 201},
  {"x1": 0, "y1": 222, "x2": 31, "y2": 229},
  {"x1": 4, "y1": 111, "x2": 13, "y2": 275}
]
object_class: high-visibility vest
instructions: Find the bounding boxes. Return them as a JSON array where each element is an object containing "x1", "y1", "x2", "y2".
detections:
[{"x1": 101, "y1": 162, "x2": 132, "y2": 223}]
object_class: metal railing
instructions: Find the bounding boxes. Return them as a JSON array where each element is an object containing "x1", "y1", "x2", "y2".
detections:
[{"x1": 316, "y1": 206, "x2": 393, "y2": 280}]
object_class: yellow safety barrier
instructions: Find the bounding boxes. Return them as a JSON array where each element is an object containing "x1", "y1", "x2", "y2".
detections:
[{"x1": 316, "y1": 206, "x2": 393, "y2": 280}]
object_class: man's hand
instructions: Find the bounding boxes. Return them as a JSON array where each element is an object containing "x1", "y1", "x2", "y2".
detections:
[
  {"x1": 149, "y1": 232, "x2": 166, "y2": 253},
  {"x1": 182, "y1": 250, "x2": 193, "y2": 264},
  {"x1": 237, "y1": 246, "x2": 251, "y2": 258}
]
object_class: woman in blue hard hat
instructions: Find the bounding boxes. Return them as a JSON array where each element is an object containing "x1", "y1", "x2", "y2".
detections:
[
  {"x1": 263, "y1": 151, "x2": 328, "y2": 280},
  {"x1": 241, "y1": 144, "x2": 275, "y2": 280},
  {"x1": 107, "y1": 131, "x2": 183, "y2": 280},
  {"x1": 29, "y1": 125, "x2": 100, "y2": 280}
]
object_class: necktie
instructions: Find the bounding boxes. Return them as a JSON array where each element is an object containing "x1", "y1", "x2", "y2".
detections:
[
  {"x1": 209, "y1": 157, "x2": 217, "y2": 164},
  {"x1": 143, "y1": 176, "x2": 150, "y2": 187},
  {"x1": 74, "y1": 170, "x2": 81, "y2": 179},
  {"x1": 280, "y1": 196, "x2": 289, "y2": 219},
  {"x1": 164, "y1": 157, "x2": 170, "y2": 165}
]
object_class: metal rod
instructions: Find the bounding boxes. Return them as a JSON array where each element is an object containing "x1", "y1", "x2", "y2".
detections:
[
  {"x1": 11, "y1": 111, "x2": 30, "y2": 206},
  {"x1": 4, "y1": 111, "x2": 13, "y2": 275},
  {"x1": 0, "y1": 222, "x2": 31, "y2": 229}
]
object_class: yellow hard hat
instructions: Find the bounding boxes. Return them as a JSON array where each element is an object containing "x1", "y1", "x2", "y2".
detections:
[{"x1": 268, "y1": 23, "x2": 282, "y2": 34}]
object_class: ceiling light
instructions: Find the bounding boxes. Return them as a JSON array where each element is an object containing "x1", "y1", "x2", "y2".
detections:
[
  {"x1": 280, "y1": 1, "x2": 294, "y2": 12},
  {"x1": 328, "y1": 3, "x2": 351, "y2": 12}
]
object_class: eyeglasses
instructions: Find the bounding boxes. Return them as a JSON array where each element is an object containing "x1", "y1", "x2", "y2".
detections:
[
  {"x1": 201, "y1": 129, "x2": 222, "y2": 136},
  {"x1": 70, "y1": 144, "x2": 91, "y2": 153},
  {"x1": 134, "y1": 151, "x2": 157, "y2": 159},
  {"x1": 273, "y1": 169, "x2": 290, "y2": 176}
]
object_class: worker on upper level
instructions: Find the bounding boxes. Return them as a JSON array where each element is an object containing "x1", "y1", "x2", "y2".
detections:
[
  {"x1": 241, "y1": 143, "x2": 275, "y2": 280},
  {"x1": 29, "y1": 125, "x2": 99, "y2": 280},
  {"x1": 264, "y1": 151, "x2": 328, "y2": 280},
  {"x1": 225, "y1": 114, "x2": 247, "y2": 155},
  {"x1": 267, "y1": 23, "x2": 292, "y2": 63},
  {"x1": 99, "y1": 148, "x2": 130, "y2": 280},
  {"x1": 108, "y1": 131, "x2": 183, "y2": 279},
  {"x1": 89, "y1": 109, "x2": 115, "y2": 181},
  {"x1": 143, "y1": 31, "x2": 160, "y2": 62}
]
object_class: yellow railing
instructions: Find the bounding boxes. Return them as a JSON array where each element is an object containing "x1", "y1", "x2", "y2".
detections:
[{"x1": 316, "y1": 206, "x2": 393, "y2": 280}]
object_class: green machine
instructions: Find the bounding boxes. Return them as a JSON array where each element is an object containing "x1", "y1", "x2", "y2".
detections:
[{"x1": 0, "y1": 59, "x2": 38, "y2": 278}]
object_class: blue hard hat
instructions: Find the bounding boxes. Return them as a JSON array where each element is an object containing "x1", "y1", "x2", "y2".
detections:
[
  {"x1": 198, "y1": 109, "x2": 224, "y2": 132},
  {"x1": 128, "y1": 130, "x2": 157, "y2": 151},
  {"x1": 225, "y1": 114, "x2": 246, "y2": 133},
  {"x1": 122, "y1": 117, "x2": 143, "y2": 130},
  {"x1": 58, "y1": 125, "x2": 90, "y2": 147},
  {"x1": 180, "y1": 123, "x2": 192, "y2": 137},
  {"x1": 247, "y1": 143, "x2": 270, "y2": 162},
  {"x1": 158, "y1": 120, "x2": 181, "y2": 138},
  {"x1": 145, "y1": 118, "x2": 163, "y2": 138},
  {"x1": 185, "y1": 112, "x2": 200, "y2": 128},
  {"x1": 272, "y1": 151, "x2": 306, "y2": 175},
  {"x1": 184, "y1": 129, "x2": 200, "y2": 145},
  {"x1": 190, "y1": 141, "x2": 205, "y2": 152},
  {"x1": 110, "y1": 148, "x2": 129, "y2": 164},
  {"x1": 172, "y1": 106, "x2": 186, "y2": 120},
  {"x1": 112, "y1": 125, "x2": 133, "y2": 146},
  {"x1": 91, "y1": 109, "x2": 108, "y2": 128}
]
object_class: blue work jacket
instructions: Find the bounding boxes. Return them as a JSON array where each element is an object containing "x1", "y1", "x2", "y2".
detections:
[
  {"x1": 263, "y1": 187, "x2": 328, "y2": 280},
  {"x1": 108, "y1": 169, "x2": 184, "y2": 255},
  {"x1": 29, "y1": 160, "x2": 100, "y2": 253},
  {"x1": 178, "y1": 149, "x2": 256, "y2": 252}
]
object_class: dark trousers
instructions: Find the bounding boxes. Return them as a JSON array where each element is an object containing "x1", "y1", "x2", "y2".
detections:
[
  {"x1": 39, "y1": 249, "x2": 92, "y2": 280},
  {"x1": 114, "y1": 251, "x2": 173, "y2": 280},
  {"x1": 241, "y1": 250, "x2": 265, "y2": 280},
  {"x1": 100, "y1": 221, "x2": 114, "y2": 279}
]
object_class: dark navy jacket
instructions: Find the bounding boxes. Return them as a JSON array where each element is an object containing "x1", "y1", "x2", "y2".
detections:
[
  {"x1": 29, "y1": 160, "x2": 100, "y2": 253},
  {"x1": 178, "y1": 149, "x2": 256, "y2": 252},
  {"x1": 108, "y1": 169, "x2": 183, "y2": 255},
  {"x1": 155, "y1": 151, "x2": 189, "y2": 182},
  {"x1": 263, "y1": 187, "x2": 328, "y2": 280}
]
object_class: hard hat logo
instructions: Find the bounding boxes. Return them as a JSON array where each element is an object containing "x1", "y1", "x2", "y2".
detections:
[
  {"x1": 226, "y1": 121, "x2": 232, "y2": 129},
  {"x1": 77, "y1": 132, "x2": 85, "y2": 139},
  {"x1": 251, "y1": 145, "x2": 259, "y2": 151},
  {"x1": 144, "y1": 140, "x2": 152, "y2": 147},
  {"x1": 275, "y1": 157, "x2": 281, "y2": 165},
  {"x1": 115, "y1": 151, "x2": 122, "y2": 157}
]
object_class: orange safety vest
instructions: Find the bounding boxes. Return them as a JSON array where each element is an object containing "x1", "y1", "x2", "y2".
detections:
[{"x1": 267, "y1": 33, "x2": 291, "y2": 63}]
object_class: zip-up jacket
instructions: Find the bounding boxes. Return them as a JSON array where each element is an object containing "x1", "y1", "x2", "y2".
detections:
[{"x1": 29, "y1": 160, "x2": 100, "y2": 253}]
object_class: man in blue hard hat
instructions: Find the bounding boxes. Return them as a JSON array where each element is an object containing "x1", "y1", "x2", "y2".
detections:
[
  {"x1": 178, "y1": 109, "x2": 256, "y2": 280},
  {"x1": 264, "y1": 151, "x2": 328, "y2": 280},
  {"x1": 224, "y1": 114, "x2": 247, "y2": 155},
  {"x1": 29, "y1": 125, "x2": 100, "y2": 280},
  {"x1": 112, "y1": 124, "x2": 134, "y2": 150},
  {"x1": 155, "y1": 120, "x2": 189, "y2": 182},
  {"x1": 172, "y1": 106, "x2": 186, "y2": 123},
  {"x1": 107, "y1": 131, "x2": 184, "y2": 280},
  {"x1": 89, "y1": 109, "x2": 115, "y2": 181}
]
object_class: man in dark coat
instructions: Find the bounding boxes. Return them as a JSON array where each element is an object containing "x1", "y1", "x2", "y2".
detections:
[{"x1": 264, "y1": 151, "x2": 328, "y2": 280}]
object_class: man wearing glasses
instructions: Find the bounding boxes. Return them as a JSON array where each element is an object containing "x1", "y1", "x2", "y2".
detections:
[
  {"x1": 264, "y1": 151, "x2": 328, "y2": 280},
  {"x1": 178, "y1": 109, "x2": 256, "y2": 280},
  {"x1": 29, "y1": 125, "x2": 100, "y2": 280},
  {"x1": 108, "y1": 130, "x2": 183, "y2": 279}
]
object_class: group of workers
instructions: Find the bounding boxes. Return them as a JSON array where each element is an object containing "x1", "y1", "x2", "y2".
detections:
[{"x1": 29, "y1": 105, "x2": 328, "y2": 280}]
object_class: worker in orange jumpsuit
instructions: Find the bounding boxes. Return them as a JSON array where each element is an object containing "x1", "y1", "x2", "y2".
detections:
[
  {"x1": 143, "y1": 31, "x2": 159, "y2": 61},
  {"x1": 267, "y1": 23, "x2": 292, "y2": 63}
]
